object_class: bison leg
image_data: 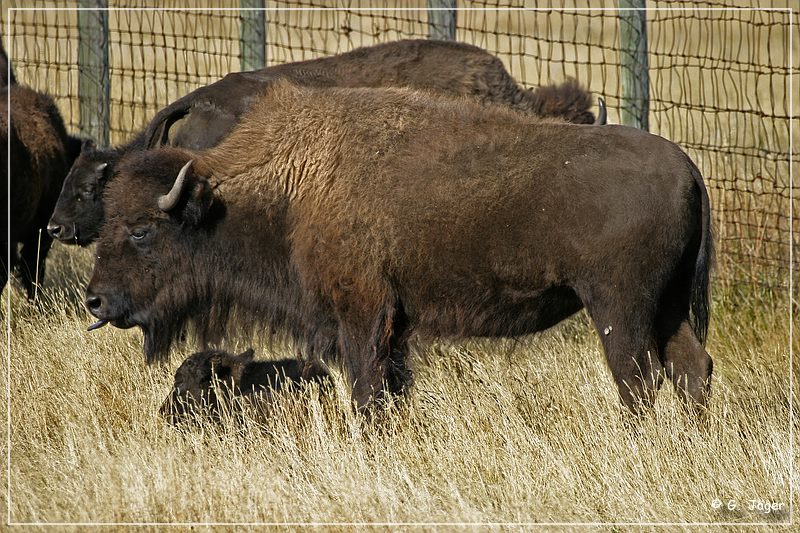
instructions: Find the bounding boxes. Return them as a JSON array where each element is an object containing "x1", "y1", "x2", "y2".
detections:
[
  {"x1": 338, "y1": 293, "x2": 411, "y2": 412},
  {"x1": 583, "y1": 292, "x2": 664, "y2": 414},
  {"x1": 654, "y1": 272, "x2": 713, "y2": 415},
  {"x1": 656, "y1": 316, "x2": 713, "y2": 415}
]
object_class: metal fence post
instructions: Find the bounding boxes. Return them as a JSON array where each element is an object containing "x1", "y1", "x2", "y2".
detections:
[
  {"x1": 428, "y1": 0, "x2": 457, "y2": 41},
  {"x1": 240, "y1": 0, "x2": 266, "y2": 71},
  {"x1": 618, "y1": 0, "x2": 650, "y2": 131},
  {"x1": 77, "y1": 0, "x2": 110, "y2": 146}
]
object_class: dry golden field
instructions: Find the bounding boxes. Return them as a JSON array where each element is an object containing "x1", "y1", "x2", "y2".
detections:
[
  {"x1": 2, "y1": 0, "x2": 798, "y2": 528},
  {"x1": 2, "y1": 244, "x2": 796, "y2": 526}
]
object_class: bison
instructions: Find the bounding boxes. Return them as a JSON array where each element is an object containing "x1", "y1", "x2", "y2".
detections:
[
  {"x1": 48, "y1": 39, "x2": 603, "y2": 246},
  {"x1": 1, "y1": 83, "x2": 81, "y2": 297},
  {"x1": 159, "y1": 348, "x2": 331, "y2": 425},
  {"x1": 85, "y1": 82, "x2": 713, "y2": 417}
]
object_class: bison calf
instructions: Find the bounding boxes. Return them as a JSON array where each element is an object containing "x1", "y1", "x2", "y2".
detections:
[
  {"x1": 1, "y1": 83, "x2": 81, "y2": 297},
  {"x1": 160, "y1": 348, "x2": 330, "y2": 425}
]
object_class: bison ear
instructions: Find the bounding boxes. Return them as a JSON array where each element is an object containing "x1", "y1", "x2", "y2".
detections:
[
  {"x1": 212, "y1": 351, "x2": 249, "y2": 385},
  {"x1": 209, "y1": 353, "x2": 233, "y2": 381},
  {"x1": 238, "y1": 348, "x2": 255, "y2": 363},
  {"x1": 158, "y1": 159, "x2": 215, "y2": 226},
  {"x1": 182, "y1": 175, "x2": 214, "y2": 227},
  {"x1": 81, "y1": 138, "x2": 96, "y2": 153},
  {"x1": 66, "y1": 136, "x2": 84, "y2": 164}
]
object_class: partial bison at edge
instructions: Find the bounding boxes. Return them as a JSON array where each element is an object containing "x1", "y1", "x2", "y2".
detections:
[
  {"x1": 1, "y1": 84, "x2": 81, "y2": 297},
  {"x1": 86, "y1": 82, "x2": 713, "y2": 417},
  {"x1": 48, "y1": 39, "x2": 603, "y2": 247},
  {"x1": 159, "y1": 348, "x2": 331, "y2": 425}
]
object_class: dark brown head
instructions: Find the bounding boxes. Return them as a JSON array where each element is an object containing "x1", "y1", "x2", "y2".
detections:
[
  {"x1": 83, "y1": 151, "x2": 219, "y2": 362},
  {"x1": 48, "y1": 139, "x2": 118, "y2": 245},
  {"x1": 159, "y1": 348, "x2": 254, "y2": 424}
]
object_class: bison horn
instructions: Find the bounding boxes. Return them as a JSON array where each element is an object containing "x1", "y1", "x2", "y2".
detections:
[
  {"x1": 158, "y1": 159, "x2": 194, "y2": 212},
  {"x1": 594, "y1": 97, "x2": 607, "y2": 126}
]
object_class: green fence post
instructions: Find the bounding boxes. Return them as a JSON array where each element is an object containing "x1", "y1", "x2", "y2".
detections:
[
  {"x1": 240, "y1": 0, "x2": 266, "y2": 71},
  {"x1": 618, "y1": 0, "x2": 650, "y2": 131},
  {"x1": 428, "y1": 0, "x2": 457, "y2": 41},
  {"x1": 77, "y1": 0, "x2": 110, "y2": 146}
]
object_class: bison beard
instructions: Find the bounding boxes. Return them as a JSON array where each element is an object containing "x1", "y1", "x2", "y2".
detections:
[{"x1": 86, "y1": 82, "x2": 714, "y2": 417}]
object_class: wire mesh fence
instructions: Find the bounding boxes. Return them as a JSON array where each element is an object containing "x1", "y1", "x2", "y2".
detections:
[{"x1": 2, "y1": 0, "x2": 797, "y2": 294}]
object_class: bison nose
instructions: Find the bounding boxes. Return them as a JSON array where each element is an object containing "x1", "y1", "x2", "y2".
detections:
[
  {"x1": 47, "y1": 222, "x2": 64, "y2": 239},
  {"x1": 47, "y1": 220, "x2": 74, "y2": 241},
  {"x1": 85, "y1": 294, "x2": 104, "y2": 316}
]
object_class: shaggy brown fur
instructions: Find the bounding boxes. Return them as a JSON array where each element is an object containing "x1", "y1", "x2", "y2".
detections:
[
  {"x1": 1, "y1": 84, "x2": 80, "y2": 297},
  {"x1": 146, "y1": 39, "x2": 598, "y2": 150},
  {"x1": 86, "y1": 82, "x2": 713, "y2": 417},
  {"x1": 159, "y1": 348, "x2": 330, "y2": 425},
  {"x1": 49, "y1": 39, "x2": 599, "y2": 247}
]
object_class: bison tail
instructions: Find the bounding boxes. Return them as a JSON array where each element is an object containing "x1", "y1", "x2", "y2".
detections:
[{"x1": 687, "y1": 156, "x2": 714, "y2": 345}]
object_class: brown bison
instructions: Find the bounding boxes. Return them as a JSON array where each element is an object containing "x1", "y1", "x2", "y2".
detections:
[
  {"x1": 85, "y1": 82, "x2": 713, "y2": 417},
  {"x1": 48, "y1": 39, "x2": 603, "y2": 246},
  {"x1": 159, "y1": 348, "x2": 330, "y2": 425},
  {"x1": 1, "y1": 83, "x2": 81, "y2": 297}
]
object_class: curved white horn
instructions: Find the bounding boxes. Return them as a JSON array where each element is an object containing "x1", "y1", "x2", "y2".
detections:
[{"x1": 158, "y1": 159, "x2": 194, "y2": 212}]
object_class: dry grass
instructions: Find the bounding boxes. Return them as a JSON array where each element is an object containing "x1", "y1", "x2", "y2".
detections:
[
  {"x1": 1, "y1": 244, "x2": 795, "y2": 526},
  {"x1": 0, "y1": 2, "x2": 796, "y2": 526}
]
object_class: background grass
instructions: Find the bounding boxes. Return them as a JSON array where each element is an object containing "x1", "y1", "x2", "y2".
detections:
[
  {"x1": 2, "y1": 244, "x2": 796, "y2": 525},
  {"x1": 1, "y1": 0, "x2": 797, "y2": 526}
]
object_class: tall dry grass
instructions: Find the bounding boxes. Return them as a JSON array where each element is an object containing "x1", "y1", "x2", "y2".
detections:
[
  {"x1": 1, "y1": 244, "x2": 795, "y2": 526},
  {"x1": 0, "y1": 1, "x2": 796, "y2": 526}
]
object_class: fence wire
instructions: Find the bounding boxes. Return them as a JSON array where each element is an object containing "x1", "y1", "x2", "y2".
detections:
[{"x1": 2, "y1": 0, "x2": 797, "y2": 293}]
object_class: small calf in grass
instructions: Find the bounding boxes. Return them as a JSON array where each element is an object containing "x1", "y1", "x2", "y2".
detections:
[{"x1": 160, "y1": 348, "x2": 330, "y2": 425}]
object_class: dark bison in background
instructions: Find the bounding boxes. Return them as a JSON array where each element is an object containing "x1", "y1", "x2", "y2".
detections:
[
  {"x1": 159, "y1": 348, "x2": 331, "y2": 425},
  {"x1": 85, "y1": 82, "x2": 712, "y2": 417},
  {"x1": 1, "y1": 84, "x2": 81, "y2": 298},
  {"x1": 1, "y1": 43, "x2": 16, "y2": 86},
  {"x1": 48, "y1": 39, "x2": 604, "y2": 246}
]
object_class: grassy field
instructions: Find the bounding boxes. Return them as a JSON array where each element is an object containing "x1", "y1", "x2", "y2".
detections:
[
  {"x1": 2, "y1": 244, "x2": 796, "y2": 526},
  {"x1": 1, "y1": 1, "x2": 797, "y2": 527}
]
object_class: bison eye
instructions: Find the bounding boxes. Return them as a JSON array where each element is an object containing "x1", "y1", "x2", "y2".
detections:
[{"x1": 130, "y1": 227, "x2": 149, "y2": 241}]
